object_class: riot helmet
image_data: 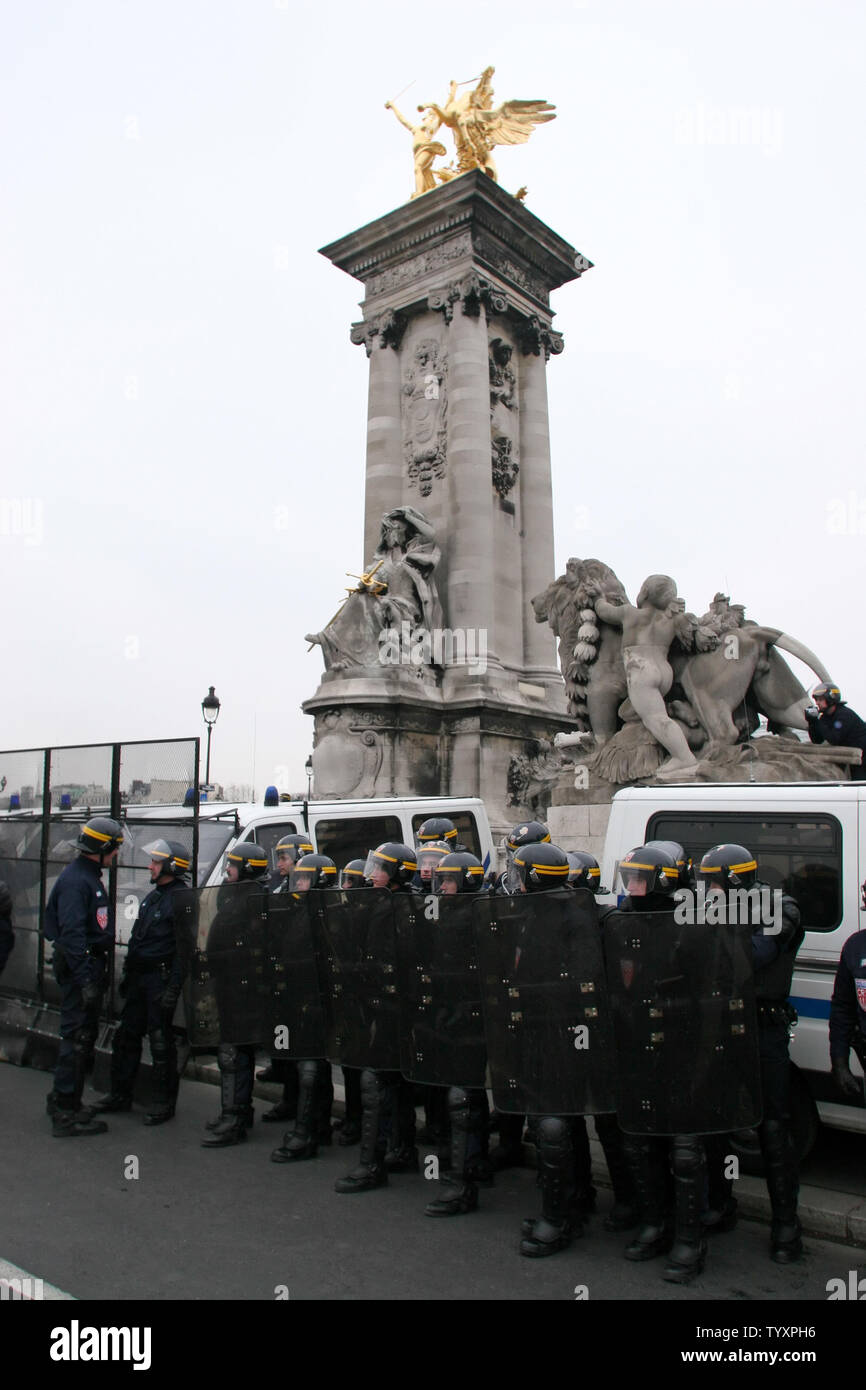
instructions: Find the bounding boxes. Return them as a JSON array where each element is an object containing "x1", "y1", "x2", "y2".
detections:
[
  {"x1": 77, "y1": 816, "x2": 124, "y2": 861},
  {"x1": 618, "y1": 845, "x2": 679, "y2": 898},
  {"x1": 339, "y1": 859, "x2": 369, "y2": 889},
  {"x1": 224, "y1": 842, "x2": 269, "y2": 881},
  {"x1": 697, "y1": 844, "x2": 758, "y2": 893},
  {"x1": 416, "y1": 841, "x2": 451, "y2": 882},
  {"x1": 510, "y1": 842, "x2": 569, "y2": 893},
  {"x1": 432, "y1": 852, "x2": 485, "y2": 895},
  {"x1": 566, "y1": 850, "x2": 602, "y2": 893},
  {"x1": 274, "y1": 833, "x2": 315, "y2": 873},
  {"x1": 416, "y1": 817, "x2": 458, "y2": 845},
  {"x1": 812, "y1": 682, "x2": 842, "y2": 710},
  {"x1": 505, "y1": 820, "x2": 551, "y2": 853},
  {"x1": 364, "y1": 842, "x2": 418, "y2": 889},
  {"x1": 142, "y1": 839, "x2": 191, "y2": 880},
  {"x1": 290, "y1": 853, "x2": 337, "y2": 893},
  {"x1": 644, "y1": 839, "x2": 693, "y2": 888}
]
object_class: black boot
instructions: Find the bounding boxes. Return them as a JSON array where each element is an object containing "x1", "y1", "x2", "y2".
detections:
[
  {"x1": 426, "y1": 1087, "x2": 480, "y2": 1217},
  {"x1": 521, "y1": 1117, "x2": 580, "y2": 1258},
  {"x1": 202, "y1": 1045, "x2": 253, "y2": 1148},
  {"x1": 52, "y1": 1092, "x2": 108, "y2": 1138},
  {"x1": 262, "y1": 1064, "x2": 299, "y2": 1122},
  {"x1": 384, "y1": 1078, "x2": 418, "y2": 1172},
  {"x1": 271, "y1": 1060, "x2": 324, "y2": 1162},
  {"x1": 595, "y1": 1112, "x2": 640, "y2": 1231},
  {"x1": 335, "y1": 1069, "x2": 387, "y2": 1193},
  {"x1": 761, "y1": 1120, "x2": 803, "y2": 1263},
  {"x1": 663, "y1": 1136, "x2": 708, "y2": 1284},
  {"x1": 46, "y1": 1089, "x2": 97, "y2": 1122},
  {"x1": 624, "y1": 1137, "x2": 673, "y2": 1261},
  {"x1": 143, "y1": 1027, "x2": 177, "y2": 1126}
]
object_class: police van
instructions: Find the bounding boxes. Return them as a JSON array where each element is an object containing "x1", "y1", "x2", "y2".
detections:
[{"x1": 599, "y1": 782, "x2": 866, "y2": 1157}]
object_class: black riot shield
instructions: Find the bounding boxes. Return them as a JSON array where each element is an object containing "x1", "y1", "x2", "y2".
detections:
[
  {"x1": 474, "y1": 889, "x2": 616, "y2": 1116},
  {"x1": 603, "y1": 908, "x2": 761, "y2": 1135},
  {"x1": 176, "y1": 883, "x2": 270, "y2": 1047},
  {"x1": 393, "y1": 893, "x2": 487, "y2": 1088},
  {"x1": 262, "y1": 893, "x2": 328, "y2": 1059},
  {"x1": 313, "y1": 888, "x2": 401, "y2": 1070}
]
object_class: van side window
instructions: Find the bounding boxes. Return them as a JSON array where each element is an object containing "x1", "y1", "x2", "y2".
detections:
[
  {"x1": 411, "y1": 813, "x2": 482, "y2": 859},
  {"x1": 314, "y1": 817, "x2": 402, "y2": 872},
  {"x1": 646, "y1": 813, "x2": 842, "y2": 933},
  {"x1": 242, "y1": 822, "x2": 300, "y2": 871}
]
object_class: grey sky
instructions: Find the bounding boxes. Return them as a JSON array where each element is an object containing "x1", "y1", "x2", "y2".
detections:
[{"x1": 2, "y1": 0, "x2": 864, "y2": 793}]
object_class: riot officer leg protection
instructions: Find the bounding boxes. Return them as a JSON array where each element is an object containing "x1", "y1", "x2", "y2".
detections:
[
  {"x1": 703, "y1": 1132, "x2": 738, "y2": 1234},
  {"x1": 270, "y1": 1059, "x2": 331, "y2": 1162},
  {"x1": 490, "y1": 1110, "x2": 525, "y2": 1170},
  {"x1": 624, "y1": 1136, "x2": 673, "y2": 1261},
  {"x1": 334, "y1": 1067, "x2": 388, "y2": 1193},
  {"x1": 262, "y1": 1060, "x2": 299, "y2": 1124},
  {"x1": 520, "y1": 1115, "x2": 580, "y2": 1258},
  {"x1": 663, "y1": 1135, "x2": 708, "y2": 1283},
  {"x1": 425, "y1": 1087, "x2": 483, "y2": 1217},
  {"x1": 335, "y1": 1066, "x2": 362, "y2": 1145},
  {"x1": 143, "y1": 1024, "x2": 178, "y2": 1126},
  {"x1": 595, "y1": 1112, "x2": 638, "y2": 1231},
  {"x1": 201, "y1": 1043, "x2": 255, "y2": 1147},
  {"x1": 760, "y1": 1118, "x2": 802, "y2": 1263},
  {"x1": 384, "y1": 1075, "x2": 419, "y2": 1172}
]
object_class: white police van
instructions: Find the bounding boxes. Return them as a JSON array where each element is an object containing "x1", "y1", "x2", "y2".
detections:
[{"x1": 599, "y1": 782, "x2": 866, "y2": 1157}]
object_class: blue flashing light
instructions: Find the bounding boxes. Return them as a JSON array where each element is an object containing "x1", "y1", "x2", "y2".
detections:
[
  {"x1": 264, "y1": 785, "x2": 279, "y2": 807},
  {"x1": 60, "y1": 793, "x2": 72, "y2": 810},
  {"x1": 9, "y1": 794, "x2": 20, "y2": 810}
]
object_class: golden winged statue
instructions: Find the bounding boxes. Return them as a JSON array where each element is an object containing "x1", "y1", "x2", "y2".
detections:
[{"x1": 386, "y1": 67, "x2": 555, "y2": 199}]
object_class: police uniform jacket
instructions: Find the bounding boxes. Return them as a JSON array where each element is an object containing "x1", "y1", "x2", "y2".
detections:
[
  {"x1": 751, "y1": 891, "x2": 802, "y2": 1000},
  {"x1": 44, "y1": 856, "x2": 113, "y2": 986},
  {"x1": 829, "y1": 928, "x2": 866, "y2": 1063},
  {"x1": 807, "y1": 702, "x2": 866, "y2": 773},
  {"x1": 126, "y1": 878, "x2": 188, "y2": 992}
]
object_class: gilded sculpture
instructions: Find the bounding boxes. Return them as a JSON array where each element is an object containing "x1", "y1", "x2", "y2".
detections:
[{"x1": 386, "y1": 67, "x2": 556, "y2": 200}]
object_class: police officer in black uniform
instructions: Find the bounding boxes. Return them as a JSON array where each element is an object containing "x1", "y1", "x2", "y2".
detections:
[
  {"x1": 698, "y1": 843, "x2": 804, "y2": 1262},
  {"x1": 258, "y1": 832, "x2": 314, "y2": 1123},
  {"x1": 487, "y1": 820, "x2": 554, "y2": 1168},
  {"x1": 44, "y1": 816, "x2": 124, "y2": 1137},
  {"x1": 93, "y1": 839, "x2": 191, "y2": 1124},
  {"x1": 335, "y1": 842, "x2": 420, "y2": 1194},
  {"x1": 201, "y1": 841, "x2": 270, "y2": 1148},
  {"x1": 423, "y1": 851, "x2": 491, "y2": 1217},
  {"x1": 270, "y1": 854, "x2": 336, "y2": 1163},
  {"x1": 805, "y1": 683, "x2": 866, "y2": 779},
  {"x1": 416, "y1": 816, "x2": 465, "y2": 853}
]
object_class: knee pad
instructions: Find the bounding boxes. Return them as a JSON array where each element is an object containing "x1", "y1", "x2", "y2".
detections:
[
  {"x1": 671, "y1": 1135, "x2": 704, "y2": 1178},
  {"x1": 360, "y1": 1068, "x2": 385, "y2": 1108},
  {"x1": 217, "y1": 1043, "x2": 243, "y2": 1074}
]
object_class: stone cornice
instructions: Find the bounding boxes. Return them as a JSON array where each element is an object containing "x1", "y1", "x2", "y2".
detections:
[{"x1": 319, "y1": 172, "x2": 591, "y2": 312}]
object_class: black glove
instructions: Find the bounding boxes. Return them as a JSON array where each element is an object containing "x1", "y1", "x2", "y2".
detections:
[
  {"x1": 81, "y1": 980, "x2": 102, "y2": 1009},
  {"x1": 831, "y1": 1056, "x2": 861, "y2": 1098},
  {"x1": 804, "y1": 706, "x2": 820, "y2": 721}
]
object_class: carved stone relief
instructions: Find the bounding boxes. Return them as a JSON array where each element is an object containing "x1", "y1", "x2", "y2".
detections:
[
  {"x1": 489, "y1": 336, "x2": 519, "y2": 498},
  {"x1": 402, "y1": 337, "x2": 448, "y2": 497}
]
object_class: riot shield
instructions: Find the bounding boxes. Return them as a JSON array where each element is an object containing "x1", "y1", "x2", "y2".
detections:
[
  {"x1": 603, "y1": 908, "x2": 761, "y2": 1135},
  {"x1": 313, "y1": 888, "x2": 401, "y2": 1070},
  {"x1": 474, "y1": 889, "x2": 616, "y2": 1115},
  {"x1": 262, "y1": 893, "x2": 328, "y2": 1059},
  {"x1": 393, "y1": 893, "x2": 487, "y2": 1088},
  {"x1": 177, "y1": 884, "x2": 270, "y2": 1047}
]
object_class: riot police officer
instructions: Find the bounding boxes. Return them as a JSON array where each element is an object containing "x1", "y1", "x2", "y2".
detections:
[
  {"x1": 488, "y1": 820, "x2": 552, "y2": 1168},
  {"x1": 603, "y1": 845, "x2": 707, "y2": 1280},
  {"x1": 335, "y1": 842, "x2": 420, "y2": 1193},
  {"x1": 416, "y1": 817, "x2": 464, "y2": 852},
  {"x1": 93, "y1": 839, "x2": 191, "y2": 1125},
  {"x1": 698, "y1": 843, "x2": 804, "y2": 1262},
  {"x1": 805, "y1": 683, "x2": 866, "y2": 778},
  {"x1": 518, "y1": 844, "x2": 636, "y2": 1256},
  {"x1": 44, "y1": 816, "x2": 124, "y2": 1137},
  {"x1": 423, "y1": 852, "x2": 491, "y2": 1217},
  {"x1": 332, "y1": 860, "x2": 369, "y2": 1144},
  {"x1": 828, "y1": 877, "x2": 866, "y2": 1100},
  {"x1": 201, "y1": 842, "x2": 270, "y2": 1148},
  {"x1": 270, "y1": 854, "x2": 336, "y2": 1163},
  {"x1": 258, "y1": 832, "x2": 314, "y2": 1122}
]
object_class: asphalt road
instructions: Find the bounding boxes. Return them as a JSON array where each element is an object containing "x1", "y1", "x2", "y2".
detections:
[{"x1": 1, "y1": 1062, "x2": 863, "y2": 1305}]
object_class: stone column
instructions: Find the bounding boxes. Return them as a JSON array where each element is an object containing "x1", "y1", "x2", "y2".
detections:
[
  {"x1": 361, "y1": 338, "x2": 404, "y2": 565},
  {"x1": 443, "y1": 303, "x2": 501, "y2": 682},
  {"x1": 519, "y1": 346, "x2": 560, "y2": 681}
]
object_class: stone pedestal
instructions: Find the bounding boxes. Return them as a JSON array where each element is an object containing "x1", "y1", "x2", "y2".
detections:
[{"x1": 305, "y1": 175, "x2": 593, "y2": 828}]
